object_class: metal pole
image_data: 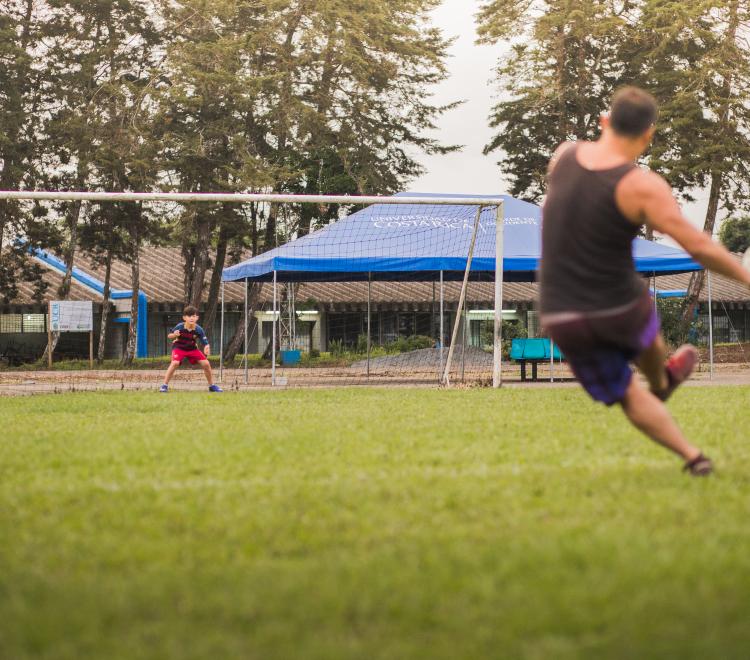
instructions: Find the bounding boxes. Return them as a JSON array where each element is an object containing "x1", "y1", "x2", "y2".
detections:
[
  {"x1": 439, "y1": 270, "x2": 444, "y2": 383},
  {"x1": 550, "y1": 338, "x2": 554, "y2": 382},
  {"x1": 219, "y1": 281, "x2": 224, "y2": 382},
  {"x1": 431, "y1": 281, "x2": 436, "y2": 342},
  {"x1": 0, "y1": 190, "x2": 503, "y2": 208},
  {"x1": 461, "y1": 295, "x2": 467, "y2": 382},
  {"x1": 443, "y1": 205, "x2": 483, "y2": 386},
  {"x1": 653, "y1": 273, "x2": 658, "y2": 313},
  {"x1": 493, "y1": 201, "x2": 504, "y2": 388},
  {"x1": 244, "y1": 279, "x2": 248, "y2": 385},
  {"x1": 367, "y1": 274, "x2": 371, "y2": 380},
  {"x1": 708, "y1": 270, "x2": 714, "y2": 380},
  {"x1": 272, "y1": 270, "x2": 277, "y2": 387}
]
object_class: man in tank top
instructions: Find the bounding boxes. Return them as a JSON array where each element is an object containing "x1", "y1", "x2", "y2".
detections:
[{"x1": 541, "y1": 86, "x2": 750, "y2": 476}]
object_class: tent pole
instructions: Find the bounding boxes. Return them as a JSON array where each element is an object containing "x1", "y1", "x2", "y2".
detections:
[
  {"x1": 443, "y1": 205, "x2": 483, "y2": 386},
  {"x1": 550, "y1": 338, "x2": 554, "y2": 382},
  {"x1": 244, "y1": 278, "x2": 248, "y2": 385},
  {"x1": 461, "y1": 294, "x2": 467, "y2": 383},
  {"x1": 272, "y1": 270, "x2": 277, "y2": 387},
  {"x1": 493, "y1": 201, "x2": 504, "y2": 388},
  {"x1": 439, "y1": 271, "x2": 444, "y2": 384},
  {"x1": 219, "y1": 281, "x2": 224, "y2": 382},
  {"x1": 431, "y1": 281, "x2": 436, "y2": 343},
  {"x1": 708, "y1": 270, "x2": 714, "y2": 380},
  {"x1": 367, "y1": 273, "x2": 371, "y2": 380}
]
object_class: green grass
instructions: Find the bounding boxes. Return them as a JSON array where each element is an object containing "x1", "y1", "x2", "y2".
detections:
[{"x1": 1, "y1": 387, "x2": 750, "y2": 659}]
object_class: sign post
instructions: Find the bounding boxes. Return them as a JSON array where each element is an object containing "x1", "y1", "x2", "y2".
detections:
[{"x1": 48, "y1": 301, "x2": 94, "y2": 367}]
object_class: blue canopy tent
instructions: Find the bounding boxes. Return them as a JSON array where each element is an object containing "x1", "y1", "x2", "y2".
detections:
[{"x1": 222, "y1": 193, "x2": 701, "y2": 283}]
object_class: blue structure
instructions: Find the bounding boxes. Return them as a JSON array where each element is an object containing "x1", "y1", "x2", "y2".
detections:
[
  {"x1": 29, "y1": 246, "x2": 149, "y2": 358},
  {"x1": 650, "y1": 288, "x2": 688, "y2": 298},
  {"x1": 222, "y1": 193, "x2": 702, "y2": 283}
]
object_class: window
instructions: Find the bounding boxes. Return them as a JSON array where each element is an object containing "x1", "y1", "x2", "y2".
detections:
[
  {"x1": 0, "y1": 313, "x2": 46, "y2": 333},
  {"x1": 0, "y1": 314, "x2": 22, "y2": 333},
  {"x1": 23, "y1": 314, "x2": 46, "y2": 333},
  {"x1": 526, "y1": 310, "x2": 539, "y2": 338}
]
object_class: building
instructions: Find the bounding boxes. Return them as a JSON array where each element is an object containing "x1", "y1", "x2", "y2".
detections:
[{"x1": 2, "y1": 246, "x2": 750, "y2": 363}]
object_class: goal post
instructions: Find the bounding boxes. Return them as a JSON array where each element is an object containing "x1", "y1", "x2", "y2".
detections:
[{"x1": 1, "y1": 190, "x2": 505, "y2": 390}]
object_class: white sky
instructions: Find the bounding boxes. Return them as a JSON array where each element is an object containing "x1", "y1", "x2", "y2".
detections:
[{"x1": 409, "y1": 0, "x2": 711, "y2": 240}]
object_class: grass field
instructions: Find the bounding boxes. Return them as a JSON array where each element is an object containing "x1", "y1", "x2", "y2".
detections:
[{"x1": 2, "y1": 387, "x2": 750, "y2": 659}]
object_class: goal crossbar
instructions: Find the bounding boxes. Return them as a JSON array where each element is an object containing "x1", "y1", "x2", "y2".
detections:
[{"x1": 0, "y1": 190, "x2": 501, "y2": 207}]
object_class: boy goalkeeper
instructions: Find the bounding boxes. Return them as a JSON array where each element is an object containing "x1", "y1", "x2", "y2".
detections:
[{"x1": 159, "y1": 305, "x2": 222, "y2": 393}]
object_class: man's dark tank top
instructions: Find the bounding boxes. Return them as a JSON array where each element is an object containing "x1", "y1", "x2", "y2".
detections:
[{"x1": 540, "y1": 143, "x2": 646, "y2": 314}]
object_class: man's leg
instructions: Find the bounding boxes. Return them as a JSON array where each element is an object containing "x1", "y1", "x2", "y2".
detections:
[
  {"x1": 620, "y1": 376, "x2": 701, "y2": 462},
  {"x1": 198, "y1": 359, "x2": 214, "y2": 386},
  {"x1": 636, "y1": 332, "x2": 669, "y2": 392},
  {"x1": 636, "y1": 333, "x2": 698, "y2": 401}
]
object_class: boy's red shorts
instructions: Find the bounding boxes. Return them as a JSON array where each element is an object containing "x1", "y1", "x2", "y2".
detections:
[{"x1": 171, "y1": 348, "x2": 206, "y2": 365}]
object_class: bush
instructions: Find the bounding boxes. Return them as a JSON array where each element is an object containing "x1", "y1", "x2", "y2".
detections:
[
  {"x1": 328, "y1": 339, "x2": 345, "y2": 356},
  {"x1": 355, "y1": 333, "x2": 369, "y2": 354},
  {"x1": 481, "y1": 320, "x2": 527, "y2": 358},
  {"x1": 385, "y1": 334, "x2": 434, "y2": 353}
]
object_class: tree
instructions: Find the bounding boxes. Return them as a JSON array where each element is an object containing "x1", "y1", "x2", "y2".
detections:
[
  {"x1": 477, "y1": 0, "x2": 630, "y2": 201},
  {"x1": 0, "y1": 1, "x2": 51, "y2": 303},
  {"x1": 719, "y1": 216, "x2": 750, "y2": 254}
]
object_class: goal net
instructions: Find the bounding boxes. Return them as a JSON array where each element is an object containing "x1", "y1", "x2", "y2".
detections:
[{"x1": 0, "y1": 192, "x2": 508, "y2": 393}]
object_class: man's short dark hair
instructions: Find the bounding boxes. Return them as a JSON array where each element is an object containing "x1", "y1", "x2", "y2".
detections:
[
  {"x1": 183, "y1": 305, "x2": 199, "y2": 316},
  {"x1": 609, "y1": 86, "x2": 658, "y2": 137}
]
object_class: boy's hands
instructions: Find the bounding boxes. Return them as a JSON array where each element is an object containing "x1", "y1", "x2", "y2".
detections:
[{"x1": 203, "y1": 345, "x2": 211, "y2": 356}]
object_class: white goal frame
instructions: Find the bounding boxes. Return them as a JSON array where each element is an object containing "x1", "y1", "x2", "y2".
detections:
[{"x1": 1, "y1": 190, "x2": 505, "y2": 388}]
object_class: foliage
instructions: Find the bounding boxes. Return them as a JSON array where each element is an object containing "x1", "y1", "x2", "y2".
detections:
[
  {"x1": 1, "y1": 0, "x2": 458, "y2": 355},
  {"x1": 480, "y1": 318, "x2": 527, "y2": 358},
  {"x1": 477, "y1": 1, "x2": 629, "y2": 201},
  {"x1": 3, "y1": 387, "x2": 750, "y2": 658},
  {"x1": 719, "y1": 216, "x2": 750, "y2": 253},
  {"x1": 657, "y1": 298, "x2": 687, "y2": 348},
  {"x1": 328, "y1": 339, "x2": 346, "y2": 356}
]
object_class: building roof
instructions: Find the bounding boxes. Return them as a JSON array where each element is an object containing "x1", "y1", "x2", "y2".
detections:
[{"x1": 5, "y1": 246, "x2": 749, "y2": 311}]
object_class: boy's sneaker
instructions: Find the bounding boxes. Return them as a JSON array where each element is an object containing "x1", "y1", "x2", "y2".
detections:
[
  {"x1": 159, "y1": 384, "x2": 168, "y2": 393},
  {"x1": 654, "y1": 344, "x2": 698, "y2": 402},
  {"x1": 683, "y1": 453, "x2": 713, "y2": 477},
  {"x1": 208, "y1": 384, "x2": 223, "y2": 393}
]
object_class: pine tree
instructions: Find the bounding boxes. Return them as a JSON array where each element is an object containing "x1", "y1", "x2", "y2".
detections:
[{"x1": 477, "y1": 0, "x2": 630, "y2": 201}]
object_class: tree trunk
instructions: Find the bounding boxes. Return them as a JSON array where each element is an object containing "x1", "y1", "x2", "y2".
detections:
[
  {"x1": 264, "y1": 202, "x2": 279, "y2": 249},
  {"x1": 250, "y1": 202, "x2": 259, "y2": 255},
  {"x1": 182, "y1": 241, "x2": 195, "y2": 306},
  {"x1": 97, "y1": 247, "x2": 113, "y2": 362},
  {"x1": 123, "y1": 208, "x2": 141, "y2": 365},
  {"x1": 41, "y1": 198, "x2": 83, "y2": 362},
  {"x1": 679, "y1": 172, "x2": 722, "y2": 339},
  {"x1": 223, "y1": 282, "x2": 261, "y2": 363},
  {"x1": 202, "y1": 223, "x2": 229, "y2": 336},
  {"x1": 678, "y1": 0, "x2": 739, "y2": 341},
  {"x1": 58, "y1": 200, "x2": 82, "y2": 298},
  {"x1": 189, "y1": 210, "x2": 213, "y2": 308}
]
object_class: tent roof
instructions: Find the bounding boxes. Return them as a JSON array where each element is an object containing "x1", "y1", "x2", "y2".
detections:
[{"x1": 222, "y1": 193, "x2": 702, "y2": 283}]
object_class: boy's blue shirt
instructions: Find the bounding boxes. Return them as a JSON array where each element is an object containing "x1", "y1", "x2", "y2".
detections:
[{"x1": 172, "y1": 322, "x2": 208, "y2": 351}]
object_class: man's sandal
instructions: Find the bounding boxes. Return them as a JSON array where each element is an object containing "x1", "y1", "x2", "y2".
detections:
[{"x1": 683, "y1": 453, "x2": 713, "y2": 477}]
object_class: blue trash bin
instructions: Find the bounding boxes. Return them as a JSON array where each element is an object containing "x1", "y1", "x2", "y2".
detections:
[{"x1": 280, "y1": 349, "x2": 301, "y2": 366}]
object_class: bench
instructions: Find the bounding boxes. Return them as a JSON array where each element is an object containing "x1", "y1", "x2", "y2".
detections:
[{"x1": 510, "y1": 338, "x2": 564, "y2": 381}]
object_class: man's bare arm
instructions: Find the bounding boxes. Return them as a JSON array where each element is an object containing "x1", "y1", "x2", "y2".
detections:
[{"x1": 617, "y1": 170, "x2": 750, "y2": 287}]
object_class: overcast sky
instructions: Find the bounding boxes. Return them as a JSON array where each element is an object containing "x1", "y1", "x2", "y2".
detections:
[
  {"x1": 409, "y1": 0, "x2": 711, "y2": 238},
  {"x1": 409, "y1": 0, "x2": 505, "y2": 196}
]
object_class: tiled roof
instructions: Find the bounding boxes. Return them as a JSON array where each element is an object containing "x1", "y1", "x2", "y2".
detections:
[{"x1": 5, "y1": 246, "x2": 750, "y2": 308}]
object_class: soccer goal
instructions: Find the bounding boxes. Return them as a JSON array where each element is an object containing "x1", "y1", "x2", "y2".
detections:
[{"x1": 0, "y1": 191, "x2": 505, "y2": 392}]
